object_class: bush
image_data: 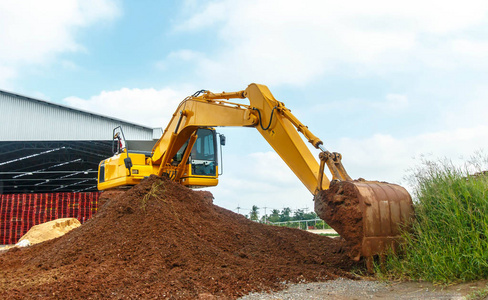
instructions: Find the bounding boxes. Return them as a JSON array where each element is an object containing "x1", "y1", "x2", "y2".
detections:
[{"x1": 383, "y1": 154, "x2": 488, "y2": 283}]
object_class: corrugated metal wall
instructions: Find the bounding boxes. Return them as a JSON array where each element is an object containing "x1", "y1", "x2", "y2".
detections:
[{"x1": 0, "y1": 90, "x2": 159, "y2": 141}]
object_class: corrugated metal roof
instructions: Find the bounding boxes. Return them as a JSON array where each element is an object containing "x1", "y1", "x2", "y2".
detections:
[{"x1": 0, "y1": 89, "x2": 161, "y2": 141}]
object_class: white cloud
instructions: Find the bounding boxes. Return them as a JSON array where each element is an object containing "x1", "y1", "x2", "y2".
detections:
[
  {"x1": 313, "y1": 93, "x2": 409, "y2": 115},
  {"x1": 156, "y1": 50, "x2": 207, "y2": 71},
  {"x1": 376, "y1": 94, "x2": 409, "y2": 112},
  {"x1": 0, "y1": 66, "x2": 17, "y2": 90},
  {"x1": 449, "y1": 40, "x2": 488, "y2": 68},
  {"x1": 0, "y1": 0, "x2": 120, "y2": 86},
  {"x1": 338, "y1": 126, "x2": 488, "y2": 186},
  {"x1": 168, "y1": 49, "x2": 203, "y2": 61},
  {"x1": 63, "y1": 87, "x2": 189, "y2": 128},
  {"x1": 169, "y1": 0, "x2": 488, "y2": 86},
  {"x1": 438, "y1": 86, "x2": 488, "y2": 130},
  {"x1": 173, "y1": 1, "x2": 228, "y2": 32},
  {"x1": 60, "y1": 60, "x2": 79, "y2": 70}
]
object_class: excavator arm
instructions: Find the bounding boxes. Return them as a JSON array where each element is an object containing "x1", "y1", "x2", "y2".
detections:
[{"x1": 149, "y1": 83, "x2": 339, "y2": 194}]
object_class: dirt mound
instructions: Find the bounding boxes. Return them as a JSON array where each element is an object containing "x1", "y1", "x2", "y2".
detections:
[
  {"x1": 17, "y1": 218, "x2": 81, "y2": 246},
  {"x1": 0, "y1": 175, "x2": 357, "y2": 299},
  {"x1": 314, "y1": 180, "x2": 364, "y2": 259}
]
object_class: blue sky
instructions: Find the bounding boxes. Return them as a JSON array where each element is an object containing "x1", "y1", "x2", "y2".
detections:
[{"x1": 2, "y1": 0, "x2": 488, "y2": 216}]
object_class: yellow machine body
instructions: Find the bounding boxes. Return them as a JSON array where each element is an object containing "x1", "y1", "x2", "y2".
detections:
[
  {"x1": 98, "y1": 127, "x2": 220, "y2": 190},
  {"x1": 98, "y1": 151, "x2": 220, "y2": 190}
]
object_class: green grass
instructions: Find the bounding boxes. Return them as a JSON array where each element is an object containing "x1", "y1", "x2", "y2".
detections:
[
  {"x1": 318, "y1": 233, "x2": 340, "y2": 237},
  {"x1": 381, "y1": 154, "x2": 488, "y2": 283},
  {"x1": 467, "y1": 284, "x2": 488, "y2": 300},
  {"x1": 141, "y1": 182, "x2": 165, "y2": 211}
]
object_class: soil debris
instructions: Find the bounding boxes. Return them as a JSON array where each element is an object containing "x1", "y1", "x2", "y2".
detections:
[
  {"x1": 315, "y1": 179, "x2": 414, "y2": 262},
  {"x1": 0, "y1": 175, "x2": 358, "y2": 299},
  {"x1": 314, "y1": 180, "x2": 364, "y2": 259}
]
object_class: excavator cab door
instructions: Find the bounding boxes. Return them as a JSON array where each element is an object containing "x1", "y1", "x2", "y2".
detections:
[
  {"x1": 189, "y1": 128, "x2": 217, "y2": 176},
  {"x1": 112, "y1": 126, "x2": 127, "y2": 155},
  {"x1": 173, "y1": 128, "x2": 220, "y2": 188}
]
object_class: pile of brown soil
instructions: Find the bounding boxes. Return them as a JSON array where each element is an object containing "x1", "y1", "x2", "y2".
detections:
[
  {"x1": 314, "y1": 180, "x2": 364, "y2": 260},
  {"x1": 0, "y1": 175, "x2": 358, "y2": 299}
]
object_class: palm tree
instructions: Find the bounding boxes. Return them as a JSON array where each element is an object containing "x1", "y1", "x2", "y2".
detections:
[
  {"x1": 279, "y1": 207, "x2": 291, "y2": 222},
  {"x1": 250, "y1": 205, "x2": 259, "y2": 221},
  {"x1": 268, "y1": 209, "x2": 280, "y2": 222}
]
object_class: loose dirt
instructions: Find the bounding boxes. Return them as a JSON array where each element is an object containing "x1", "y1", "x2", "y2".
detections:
[
  {"x1": 0, "y1": 175, "x2": 358, "y2": 299},
  {"x1": 239, "y1": 278, "x2": 488, "y2": 299},
  {"x1": 18, "y1": 218, "x2": 81, "y2": 245},
  {"x1": 314, "y1": 180, "x2": 364, "y2": 259}
]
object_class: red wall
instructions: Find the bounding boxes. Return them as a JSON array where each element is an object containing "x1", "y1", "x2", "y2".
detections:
[{"x1": 0, "y1": 192, "x2": 99, "y2": 245}]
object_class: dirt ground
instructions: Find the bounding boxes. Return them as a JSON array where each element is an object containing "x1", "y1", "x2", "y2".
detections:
[
  {"x1": 1, "y1": 175, "x2": 486, "y2": 299},
  {"x1": 240, "y1": 278, "x2": 488, "y2": 299},
  {"x1": 0, "y1": 175, "x2": 357, "y2": 299}
]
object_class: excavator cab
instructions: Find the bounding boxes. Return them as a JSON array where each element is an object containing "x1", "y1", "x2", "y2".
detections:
[
  {"x1": 172, "y1": 128, "x2": 221, "y2": 188},
  {"x1": 189, "y1": 129, "x2": 217, "y2": 176},
  {"x1": 98, "y1": 127, "x2": 223, "y2": 191}
]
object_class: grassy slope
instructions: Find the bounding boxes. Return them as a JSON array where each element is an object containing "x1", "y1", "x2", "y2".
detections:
[{"x1": 382, "y1": 157, "x2": 488, "y2": 283}]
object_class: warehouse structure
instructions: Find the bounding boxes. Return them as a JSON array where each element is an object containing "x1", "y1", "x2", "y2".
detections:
[{"x1": 0, "y1": 89, "x2": 162, "y2": 194}]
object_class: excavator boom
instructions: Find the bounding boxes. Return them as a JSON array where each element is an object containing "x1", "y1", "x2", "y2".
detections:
[{"x1": 144, "y1": 83, "x2": 331, "y2": 193}]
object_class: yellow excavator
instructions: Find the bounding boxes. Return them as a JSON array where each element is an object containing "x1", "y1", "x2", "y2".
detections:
[{"x1": 97, "y1": 83, "x2": 413, "y2": 270}]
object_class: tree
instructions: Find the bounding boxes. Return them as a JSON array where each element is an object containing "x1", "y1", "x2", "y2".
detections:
[
  {"x1": 293, "y1": 209, "x2": 305, "y2": 220},
  {"x1": 279, "y1": 207, "x2": 291, "y2": 222},
  {"x1": 303, "y1": 211, "x2": 317, "y2": 220},
  {"x1": 267, "y1": 209, "x2": 280, "y2": 223},
  {"x1": 250, "y1": 205, "x2": 259, "y2": 221}
]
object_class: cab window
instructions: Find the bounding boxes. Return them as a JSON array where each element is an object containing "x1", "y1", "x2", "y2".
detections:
[{"x1": 191, "y1": 129, "x2": 216, "y2": 176}]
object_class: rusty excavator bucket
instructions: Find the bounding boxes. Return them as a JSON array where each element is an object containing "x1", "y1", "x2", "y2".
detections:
[{"x1": 314, "y1": 151, "x2": 414, "y2": 272}]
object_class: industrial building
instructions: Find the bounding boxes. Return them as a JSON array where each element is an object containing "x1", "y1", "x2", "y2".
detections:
[{"x1": 0, "y1": 89, "x2": 162, "y2": 194}]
